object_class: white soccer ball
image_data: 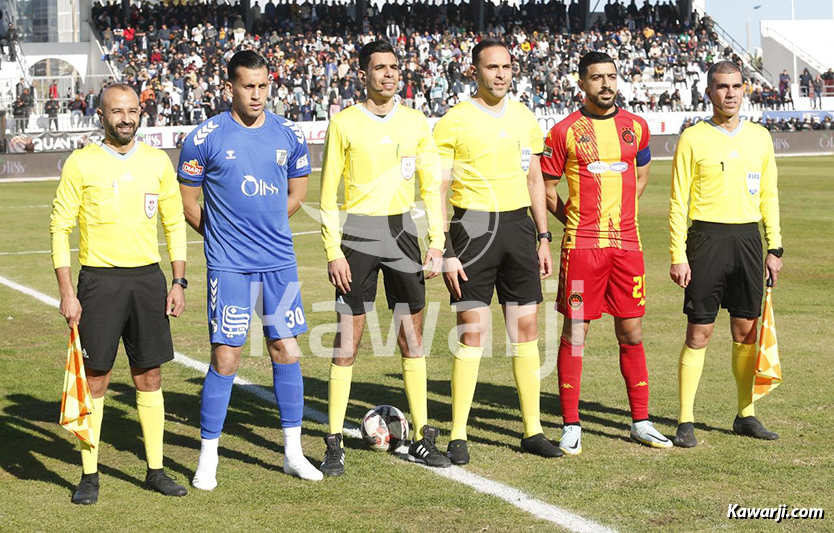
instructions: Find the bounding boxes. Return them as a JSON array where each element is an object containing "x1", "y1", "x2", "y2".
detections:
[{"x1": 360, "y1": 405, "x2": 410, "y2": 452}]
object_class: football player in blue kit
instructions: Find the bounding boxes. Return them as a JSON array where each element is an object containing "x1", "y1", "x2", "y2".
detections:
[{"x1": 178, "y1": 50, "x2": 323, "y2": 488}]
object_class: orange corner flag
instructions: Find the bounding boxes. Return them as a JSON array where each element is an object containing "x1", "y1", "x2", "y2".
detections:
[
  {"x1": 752, "y1": 284, "x2": 782, "y2": 403},
  {"x1": 59, "y1": 325, "x2": 96, "y2": 447}
]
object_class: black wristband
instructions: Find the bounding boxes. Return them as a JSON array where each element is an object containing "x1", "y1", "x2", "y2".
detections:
[{"x1": 443, "y1": 231, "x2": 456, "y2": 258}]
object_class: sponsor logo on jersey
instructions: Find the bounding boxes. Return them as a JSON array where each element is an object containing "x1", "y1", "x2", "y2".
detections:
[
  {"x1": 144, "y1": 193, "x2": 158, "y2": 219},
  {"x1": 520, "y1": 147, "x2": 532, "y2": 172},
  {"x1": 747, "y1": 172, "x2": 761, "y2": 195},
  {"x1": 226, "y1": 150, "x2": 236, "y2": 160},
  {"x1": 221, "y1": 305, "x2": 250, "y2": 338},
  {"x1": 193, "y1": 120, "x2": 219, "y2": 146},
  {"x1": 568, "y1": 291, "x2": 583, "y2": 309},
  {"x1": 587, "y1": 161, "x2": 609, "y2": 174},
  {"x1": 276, "y1": 150, "x2": 288, "y2": 166},
  {"x1": 621, "y1": 128, "x2": 635, "y2": 144},
  {"x1": 609, "y1": 161, "x2": 629, "y2": 173},
  {"x1": 296, "y1": 154, "x2": 309, "y2": 170},
  {"x1": 543, "y1": 145, "x2": 553, "y2": 158},
  {"x1": 577, "y1": 134, "x2": 592, "y2": 143},
  {"x1": 241, "y1": 175, "x2": 279, "y2": 196},
  {"x1": 181, "y1": 159, "x2": 204, "y2": 176},
  {"x1": 401, "y1": 156, "x2": 416, "y2": 180}
]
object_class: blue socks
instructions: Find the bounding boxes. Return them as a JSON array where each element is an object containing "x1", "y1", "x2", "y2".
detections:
[
  {"x1": 200, "y1": 365, "x2": 235, "y2": 439},
  {"x1": 272, "y1": 361, "x2": 304, "y2": 428}
]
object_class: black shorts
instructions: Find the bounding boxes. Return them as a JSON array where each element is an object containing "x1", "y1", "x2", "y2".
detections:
[
  {"x1": 684, "y1": 221, "x2": 764, "y2": 324},
  {"x1": 336, "y1": 213, "x2": 425, "y2": 315},
  {"x1": 77, "y1": 264, "x2": 175, "y2": 371},
  {"x1": 448, "y1": 207, "x2": 543, "y2": 308}
]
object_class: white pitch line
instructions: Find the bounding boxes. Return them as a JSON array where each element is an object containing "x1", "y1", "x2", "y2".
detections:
[
  {"x1": 0, "y1": 231, "x2": 321, "y2": 256},
  {"x1": 0, "y1": 274, "x2": 617, "y2": 533},
  {"x1": 2, "y1": 205, "x2": 51, "y2": 209},
  {"x1": 0, "y1": 177, "x2": 60, "y2": 183}
]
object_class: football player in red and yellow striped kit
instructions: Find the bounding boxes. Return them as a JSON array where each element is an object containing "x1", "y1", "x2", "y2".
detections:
[{"x1": 541, "y1": 52, "x2": 671, "y2": 455}]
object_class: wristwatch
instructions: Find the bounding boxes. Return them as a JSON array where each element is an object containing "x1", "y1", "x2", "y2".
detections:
[
  {"x1": 538, "y1": 231, "x2": 553, "y2": 242},
  {"x1": 767, "y1": 247, "x2": 784, "y2": 258},
  {"x1": 172, "y1": 277, "x2": 188, "y2": 289}
]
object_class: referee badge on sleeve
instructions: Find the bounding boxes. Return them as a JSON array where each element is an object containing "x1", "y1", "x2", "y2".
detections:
[
  {"x1": 520, "y1": 148, "x2": 532, "y2": 172},
  {"x1": 401, "y1": 156, "x2": 416, "y2": 180},
  {"x1": 747, "y1": 172, "x2": 761, "y2": 195},
  {"x1": 144, "y1": 193, "x2": 158, "y2": 219}
]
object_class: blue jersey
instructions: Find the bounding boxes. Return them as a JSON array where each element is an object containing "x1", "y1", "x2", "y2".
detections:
[{"x1": 178, "y1": 111, "x2": 312, "y2": 273}]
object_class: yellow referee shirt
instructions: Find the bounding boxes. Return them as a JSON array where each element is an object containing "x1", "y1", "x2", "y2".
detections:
[
  {"x1": 319, "y1": 102, "x2": 443, "y2": 262},
  {"x1": 50, "y1": 141, "x2": 187, "y2": 269},
  {"x1": 670, "y1": 120, "x2": 781, "y2": 264},
  {"x1": 433, "y1": 98, "x2": 544, "y2": 212}
]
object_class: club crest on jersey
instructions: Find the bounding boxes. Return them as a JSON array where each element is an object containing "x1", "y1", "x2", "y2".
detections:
[
  {"x1": 276, "y1": 150, "x2": 288, "y2": 166},
  {"x1": 181, "y1": 159, "x2": 204, "y2": 176},
  {"x1": 401, "y1": 156, "x2": 416, "y2": 180},
  {"x1": 577, "y1": 134, "x2": 592, "y2": 143},
  {"x1": 144, "y1": 193, "x2": 158, "y2": 219},
  {"x1": 568, "y1": 291, "x2": 583, "y2": 309},
  {"x1": 747, "y1": 172, "x2": 761, "y2": 195},
  {"x1": 621, "y1": 128, "x2": 635, "y2": 145},
  {"x1": 520, "y1": 148, "x2": 532, "y2": 172}
]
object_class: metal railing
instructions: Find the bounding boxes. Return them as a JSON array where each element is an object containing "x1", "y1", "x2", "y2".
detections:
[
  {"x1": 761, "y1": 26, "x2": 828, "y2": 76},
  {"x1": 695, "y1": 8, "x2": 774, "y2": 85}
]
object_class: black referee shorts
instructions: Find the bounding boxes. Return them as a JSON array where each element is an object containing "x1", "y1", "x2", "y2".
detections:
[
  {"x1": 77, "y1": 264, "x2": 175, "y2": 371},
  {"x1": 336, "y1": 213, "x2": 425, "y2": 315},
  {"x1": 448, "y1": 206, "x2": 543, "y2": 308},
  {"x1": 684, "y1": 221, "x2": 764, "y2": 324}
]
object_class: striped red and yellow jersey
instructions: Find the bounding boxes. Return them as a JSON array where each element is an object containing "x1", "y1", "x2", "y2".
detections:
[{"x1": 541, "y1": 107, "x2": 651, "y2": 250}]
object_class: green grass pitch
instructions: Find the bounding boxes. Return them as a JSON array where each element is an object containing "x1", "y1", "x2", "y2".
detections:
[{"x1": 0, "y1": 157, "x2": 831, "y2": 532}]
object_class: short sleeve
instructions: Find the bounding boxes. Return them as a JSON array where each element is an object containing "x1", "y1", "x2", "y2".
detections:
[
  {"x1": 636, "y1": 116, "x2": 651, "y2": 167},
  {"x1": 285, "y1": 119, "x2": 312, "y2": 178},
  {"x1": 540, "y1": 125, "x2": 567, "y2": 179},
  {"x1": 530, "y1": 112, "x2": 544, "y2": 154},
  {"x1": 433, "y1": 113, "x2": 457, "y2": 170},
  {"x1": 177, "y1": 126, "x2": 208, "y2": 186}
]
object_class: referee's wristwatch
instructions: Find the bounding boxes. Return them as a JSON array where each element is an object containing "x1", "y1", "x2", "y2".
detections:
[
  {"x1": 172, "y1": 277, "x2": 188, "y2": 289},
  {"x1": 767, "y1": 247, "x2": 784, "y2": 258},
  {"x1": 538, "y1": 231, "x2": 553, "y2": 242}
]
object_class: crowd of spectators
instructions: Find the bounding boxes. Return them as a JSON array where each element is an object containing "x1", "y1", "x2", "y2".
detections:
[
  {"x1": 8, "y1": 0, "x2": 832, "y2": 133},
  {"x1": 83, "y1": 0, "x2": 750, "y2": 126}
]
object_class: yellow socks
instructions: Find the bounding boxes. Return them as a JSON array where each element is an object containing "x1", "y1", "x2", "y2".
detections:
[
  {"x1": 511, "y1": 341, "x2": 543, "y2": 438},
  {"x1": 136, "y1": 389, "x2": 165, "y2": 470},
  {"x1": 732, "y1": 342, "x2": 757, "y2": 418},
  {"x1": 80, "y1": 396, "x2": 105, "y2": 475},
  {"x1": 450, "y1": 343, "x2": 483, "y2": 441},
  {"x1": 328, "y1": 363, "x2": 353, "y2": 438},
  {"x1": 679, "y1": 344, "x2": 706, "y2": 424},
  {"x1": 402, "y1": 357, "x2": 428, "y2": 440}
]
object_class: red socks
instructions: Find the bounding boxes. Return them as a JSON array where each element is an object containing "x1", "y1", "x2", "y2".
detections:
[
  {"x1": 619, "y1": 343, "x2": 649, "y2": 421},
  {"x1": 557, "y1": 337, "x2": 583, "y2": 425}
]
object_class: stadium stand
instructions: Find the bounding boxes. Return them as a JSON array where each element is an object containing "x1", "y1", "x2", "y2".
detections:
[{"x1": 4, "y1": 0, "x2": 832, "y2": 134}]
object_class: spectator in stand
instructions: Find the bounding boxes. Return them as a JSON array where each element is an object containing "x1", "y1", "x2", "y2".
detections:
[
  {"x1": 45, "y1": 98, "x2": 61, "y2": 131},
  {"x1": 84, "y1": 89, "x2": 99, "y2": 127},
  {"x1": 799, "y1": 68, "x2": 812, "y2": 98},
  {"x1": 812, "y1": 75, "x2": 823, "y2": 110}
]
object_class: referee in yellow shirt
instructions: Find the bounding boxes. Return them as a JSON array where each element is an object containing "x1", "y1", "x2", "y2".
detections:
[
  {"x1": 318, "y1": 40, "x2": 450, "y2": 475},
  {"x1": 670, "y1": 61, "x2": 783, "y2": 448},
  {"x1": 50, "y1": 84, "x2": 188, "y2": 503},
  {"x1": 434, "y1": 39, "x2": 561, "y2": 464}
]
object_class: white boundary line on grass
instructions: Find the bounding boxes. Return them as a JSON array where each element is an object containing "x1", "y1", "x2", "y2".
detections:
[{"x1": 0, "y1": 274, "x2": 617, "y2": 533}]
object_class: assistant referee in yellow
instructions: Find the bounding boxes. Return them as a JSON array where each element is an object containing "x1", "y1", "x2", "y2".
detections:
[
  {"x1": 51, "y1": 84, "x2": 189, "y2": 503},
  {"x1": 669, "y1": 61, "x2": 783, "y2": 448}
]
